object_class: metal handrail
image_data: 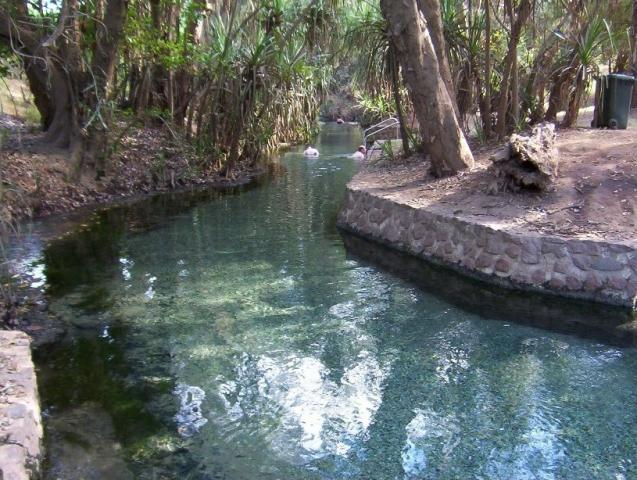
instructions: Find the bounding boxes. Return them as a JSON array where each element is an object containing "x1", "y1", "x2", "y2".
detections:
[
  {"x1": 363, "y1": 117, "x2": 399, "y2": 146},
  {"x1": 363, "y1": 117, "x2": 399, "y2": 138},
  {"x1": 364, "y1": 118, "x2": 399, "y2": 148},
  {"x1": 364, "y1": 122, "x2": 401, "y2": 143},
  {"x1": 362, "y1": 117, "x2": 401, "y2": 161}
]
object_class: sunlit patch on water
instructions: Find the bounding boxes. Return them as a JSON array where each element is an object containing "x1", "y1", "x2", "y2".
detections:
[
  {"x1": 214, "y1": 349, "x2": 389, "y2": 465},
  {"x1": 12, "y1": 256, "x2": 47, "y2": 289},
  {"x1": 174, "y1": 383, "x2": 208, "y2": 437},
  {"x1": 401, "y1": 408, "x2": 460, "y2": 478},
  {"x1": 119, "y1": 257, "x2": 133, "y2": 281},
  {"x1": 328, "y1": 301, "x2": 355, "y2": 319},
  {"x1": 144, "y1": 274, "x2": 156, "y2": 300}
]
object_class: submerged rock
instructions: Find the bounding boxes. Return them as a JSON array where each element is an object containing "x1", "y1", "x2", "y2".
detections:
[{"x1": 44, "y1": 402, "x2": 134, "y2": 480}]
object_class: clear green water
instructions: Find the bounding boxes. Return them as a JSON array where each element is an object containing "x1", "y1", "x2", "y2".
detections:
[{"x1": 22, "y1": 124, "x2": 637, "y2": 479}]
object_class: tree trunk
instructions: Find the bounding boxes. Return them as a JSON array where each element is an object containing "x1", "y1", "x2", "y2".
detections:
[
  {"x1": 482, "y1": 0, "x2": 492, "y2": 137},
  {"x1": 389, "y1": 43, "x2": 411, "y2": 156},
  {"x1": 380, "y1": 0, "x2": 474, "y2": 176},
  {"x1": 173, "y1": 2, "x2": 201, "y2": 126},
  {"x1": 544, "y1": 50, "x2": 580, "y2": 122},
  {"x1": 1, "y1": 0, "x2": 127, "y2": 174},
  {"x1": 495, "y1": 0, "x2": 531, "y2": 138},
  {"x1": 545, "y1": 7, "x2": 584, "y2": 122},
  {"x1": 511, "y1": 52, "x2": 519, "y2": 129},
  {"x1": 417, "y1": 0, "x2": 459, "y2": 117},
  {"x1": 561, "y1": 67, "x2": 585, "y2": 127}
]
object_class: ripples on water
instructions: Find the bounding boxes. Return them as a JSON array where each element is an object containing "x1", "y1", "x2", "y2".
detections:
[{"x1": 16, "y1": 124, "x2": 637, "y2": 479}]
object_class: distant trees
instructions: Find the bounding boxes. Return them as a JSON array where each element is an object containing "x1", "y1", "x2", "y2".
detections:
[
  {"x1": 343, "y1": 3, "x2": 411, "y2": 155},
  {"x1": 353, "y1": 0, "x2": 631, "y2": 142},
  {"x1": 1, "y1": 0, "x2": 634, "y2": 179},
  {"x1": 433, "y1": 0, "x2": 627, "y2": 136},
  {"x1": 1, "y1": 0, "x2": 338, "y2": 176}
]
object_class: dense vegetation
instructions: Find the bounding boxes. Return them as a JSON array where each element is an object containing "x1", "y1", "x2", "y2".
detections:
[
  {"x1": 1, "y1": 0, "x2": 637, "y2": 332},
  {"x1": 1, "y1": 0, "x2": 636, "y2": 175}
]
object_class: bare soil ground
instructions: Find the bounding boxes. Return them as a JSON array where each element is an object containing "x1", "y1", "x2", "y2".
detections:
[
  {"x1": 354, "y1": 109, "x2": 637, "y2": 243},
  {"x1": 0, "y1": 114, "x2": 259, "y2": 223}
]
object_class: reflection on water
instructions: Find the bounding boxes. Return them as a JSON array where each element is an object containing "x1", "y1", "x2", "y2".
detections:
[
  {"x1": 174, "y1": 383, "x2": 208, "y2": 437},
  {"x1": 24, "y1": 124, "x2": 637, "y2": 479}
]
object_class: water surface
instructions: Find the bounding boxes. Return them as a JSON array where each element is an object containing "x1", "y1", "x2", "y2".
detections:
[{"x1": 23, "y1": 124, "x2": 637, "y2": 479}]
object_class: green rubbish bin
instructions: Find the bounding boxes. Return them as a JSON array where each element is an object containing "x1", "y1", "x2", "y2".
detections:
[{"x1": 596, "y1": 73, "x2": 635, "y2": 129}]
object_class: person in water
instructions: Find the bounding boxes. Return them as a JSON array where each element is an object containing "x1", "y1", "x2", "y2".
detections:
[
  {"x1": 303, "y1": 145, "x2": 319, "y2": 156},
  {"x1": 352, "y1": 145, "x2": 366, "y2": 160},
  {"x1": 336, "y1": 117, "x2": 344, "y2": 124}
]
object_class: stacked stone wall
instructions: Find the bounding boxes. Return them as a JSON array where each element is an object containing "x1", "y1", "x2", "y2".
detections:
[
  {"x1": 338, "y1": 188, "x2": 637, "y2": 309},
  {"x1": 0, "y1": 331, "x2": 42, "y2": 480}
]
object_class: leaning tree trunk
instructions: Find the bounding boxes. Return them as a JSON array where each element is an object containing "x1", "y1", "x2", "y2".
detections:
[
  {"x1": 417, "y1": 0, "x2": 459, "y2": 118},
  {"x1": 380, "y1": 0, "x2": 473, "y2": 176},
  {"x1": 1, "y1": 0, "x2": 79, "y2": 148}
]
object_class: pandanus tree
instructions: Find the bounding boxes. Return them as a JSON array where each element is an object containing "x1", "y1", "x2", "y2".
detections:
[
  {"x1": 560, "y1": 16, "x2": 613, "y2": 127},
  {"x1": 178, "y1": 0, "x2": 338, "y2": 173},
  {"x1": 343, "y1": 2, "x2": 410, "y2": 155},
  {"x1": 1, "y1": 0, "x2": 342, "y2": 177}
]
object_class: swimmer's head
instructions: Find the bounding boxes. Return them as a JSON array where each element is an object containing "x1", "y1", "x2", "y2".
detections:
[{"x1": 357, "y1": 145, "x2": 366, "y2": 153}]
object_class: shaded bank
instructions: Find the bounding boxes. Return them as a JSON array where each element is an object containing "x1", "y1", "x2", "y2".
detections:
[
  {"x1": 340, "y1": 231, "x2": 637, "y2": 346},
  {"x1": 338, "y1": 187, "x2": 637, "y2": 309}
]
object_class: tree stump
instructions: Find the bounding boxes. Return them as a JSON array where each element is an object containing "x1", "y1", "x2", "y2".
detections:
[{"x1": 489, "y1": 122, "x2": 558, "y2": 193}]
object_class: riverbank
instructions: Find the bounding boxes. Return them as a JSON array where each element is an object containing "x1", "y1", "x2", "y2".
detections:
[
  {"x1": 0, "y1": 114, "x2": 263, "y2": 224},
  {"x1": 338, "y1": 122, "x2": 637, "y2": 311}
]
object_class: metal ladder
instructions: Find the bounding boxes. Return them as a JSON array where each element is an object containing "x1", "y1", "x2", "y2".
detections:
[{"x1": 362, "y1": 117, "x2": 400, "y2": 160}]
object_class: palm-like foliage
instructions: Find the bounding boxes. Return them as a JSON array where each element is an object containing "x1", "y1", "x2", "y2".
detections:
[
  {"x1": 559, "y1": 14, "x2": 614, "y2": 126},
  {"x1": 170, "y1": 0, "x2": 338, "y2": 173},
  {"x1": 342, "y1": 1, "x2": 409, "y2": 152},
  {"x1": 344, "y1": 3, "x2": 390, "y2": 97}
]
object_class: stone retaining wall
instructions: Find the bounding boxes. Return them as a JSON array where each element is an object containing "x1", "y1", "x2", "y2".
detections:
[
  {"x1": 338, "y1": 188, "x2": 637, "y2": 310},
  {"x1": 0, "y1": 331, "x2": 42, "y2": 480}
]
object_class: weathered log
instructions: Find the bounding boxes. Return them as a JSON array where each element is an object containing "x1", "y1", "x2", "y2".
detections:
[{"x1": 489, "y1": 122, "x2": 558, "y2": 192}]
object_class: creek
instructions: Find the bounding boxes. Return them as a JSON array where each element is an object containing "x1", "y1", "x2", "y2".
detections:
[{"x1": 12, "y1": 123, "x2": 637, "y2": 479}]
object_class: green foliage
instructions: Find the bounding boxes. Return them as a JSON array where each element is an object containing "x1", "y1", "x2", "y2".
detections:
[
  {"x1": 353, "y1": 89, "x2": 394, "y2": 125},
  {"x1": 343, "y1": 2, "x2": 390, "y2": 95},
  {"x1": 117, "y1": 0, "x2": 339, "y2": 171}
]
